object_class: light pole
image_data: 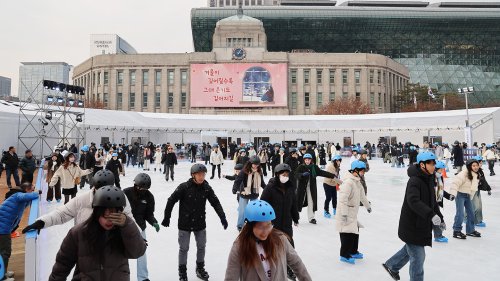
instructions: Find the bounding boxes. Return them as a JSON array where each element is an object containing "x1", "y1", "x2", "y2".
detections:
[{"x1": 458, "y1": 86, "x2": 474, "y2": 146}]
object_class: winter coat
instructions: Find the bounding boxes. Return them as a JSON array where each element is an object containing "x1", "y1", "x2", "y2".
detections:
[
  {"x1": 448, "y1": 169, "x2": 479, "y2": 197},
  {"x1": 48, "y1": 216, "x2": 146, "y2": 281},
  {"x1": 270, "y1": 153, "x2": 285, "y2": 167},
  {"x1": 319, "y1": 148, "x2": 327, "y2": 166},
  {"x1": 295, "y1": 164, "x2": 335, "y2": 212},
  {"x1": 79, "y1": 153, "x2": 96, "y2": 170},
  {"x1": 38, "y1": 190, "x2": 134, "y2": 228},
  {"x1": 443, "y1": 148, "x2": 451, "y2": 159},
  {"x1": 408, "y1": 150, "x2": 418, "y2": 164},
  {"x1": 210, "y1": 150, "x2": 224, "y2": 165},
  {"x1": 44, "y1": 160, "x2": 62, "y2": 184},
  {"x1": 1, "y1": 152, "x2": 19, "y2": 169},
  {"x1": 452, "y1": 145, "x2": 464, "y2": 166},
  {"x1": 123, "y1": 187, "x2": 157, "y2": 231},
  {"x1": 163, "y1": 178, "x2": 226, "y2": 231},
  {"x1": 323, "y1": 162, "x2": 342, "y2": 187},
  {"x1": 154, "y1": 150, "x2": 162, "y2": 164},
  {"x1": 260, "y1": 177, "x2": 299, "y2": 238},
  {"x1": 435, "y1": 146, "x2": 444, "y2": 159},
  {"x1": 94, "y1": 153, "x2": 105, "y2": 168},
  {"x1": 143, "y1": 148, "x2": 151, "y2": 160},
  {"x1": 19, "y1": 156, "x2": 36, "y2": 175},
  {"x1": 161, "y1": 152, "x2": 178, "y2": 166},
  {"x1": 335, "y1": 172, "x2": 370, "y2": 234},
  {"x1": 236, "y1": 156, "x2": 249, "y2": 165},
  {"x1": 106, "y1": 159, "x2": 123, "y2": 177},
  {"x1": 477, "y1": 169, "x2": 492, "y2": 192},
  {"x1": 398, "y1": 165, "x2": 441, "y2": 247},
  {"x1": 258, "y1": 152, "x2": 268, "y2": 164},
  {"x1": 49, "y1": 164, "x2": 92, "y2": 189},
  {"x1": 483, "y1": 149, "x2": 498, "y2": 161},
  {"x1": 137, "y1": 149, "x2": 145, "y2": 163},
  {"x1": 0, "y1": 191, "x2": 39, "y2": 234},
  {"x1": 234, "y1": 170, "x2": 266, "y2": 200},
  {"x1": 224, "y1": 234, "x2": 312, "y2": 281}
]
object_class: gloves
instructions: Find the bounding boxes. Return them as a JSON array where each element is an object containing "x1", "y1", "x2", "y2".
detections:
[
  {"x1": 221, "y1": 217, "x2": 228, "y2": 230},
  {"x1": 342, "y1": 215, "x2": 348, "y2": 223},
  {"x1": 22, "y1": 220, "x2": 45, "y2": 234},
  {"x1": 367, "y1": 207, "x2": 372, "y2": 213},
  {"x1": 302, "y1": 171, "x2": 310, "y2": 177},
  {"x1": 440, "y1": 222, "x2": 446, "y2": 231},
  {"x1": 488, "y1": 190, "x2": 492, "y2": 196},
  {"x1": 153, "y1": 223, "x2": 160, "y2": 232},
  {"x1": 449, "y1": 195, "x2": 455, "y2": 201},
  {"x1": 432, "y1": 215, "x2": 442, "y2": 226},
  {"x1": 38, "y1": 190, "x2": 42, "y2": 195},
  {"x1": 161, "y1": 219, "x2": 170, "y2": 227}
]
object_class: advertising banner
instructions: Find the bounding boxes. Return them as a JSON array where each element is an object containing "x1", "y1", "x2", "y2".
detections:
[{"x1": 190, "y1": 63, "x2": 287, "y2": 107}]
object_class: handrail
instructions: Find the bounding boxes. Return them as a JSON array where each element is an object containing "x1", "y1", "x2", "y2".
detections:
[{"x1": 25, "y1": 159, "x2": 45, "y2": 281}]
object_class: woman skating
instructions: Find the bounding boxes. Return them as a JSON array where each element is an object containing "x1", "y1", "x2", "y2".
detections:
[
  {"x1": 323, "y1": 155, "x2": 343, "y2": 218},
  {"x1": 44, "y1": 153, "x2": 62, "y2": 203},
  {"x1": 49, "y1": 153, "x2": 92, "y2": 204}
]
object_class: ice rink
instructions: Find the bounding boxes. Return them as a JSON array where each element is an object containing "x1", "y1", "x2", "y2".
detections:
[{"x1": 37, "y1": 159, "x2": 500, "y2": 280}]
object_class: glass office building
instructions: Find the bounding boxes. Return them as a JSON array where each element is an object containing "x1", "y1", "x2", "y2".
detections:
[
  {"x1": 192, "y1": 2, "x2": 500, "y2": 104},
  {"x1": 19, "y1": 62, "x2": 71, "y2": 102}
]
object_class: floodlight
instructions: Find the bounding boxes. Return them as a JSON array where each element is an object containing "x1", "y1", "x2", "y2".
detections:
[
  {"x1": 468, "y1": 87, "x2": 474, "y2": 92},
  {"x1": 45, "y1": 111, "x2": 52, "y2": 120},
  {"x1": 76, "y1": 114, "x2": 84, "y2": 123}
]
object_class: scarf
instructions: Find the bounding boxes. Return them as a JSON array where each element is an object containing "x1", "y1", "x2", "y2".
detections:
[
  {"x1": 305, "y1": 164, "x2": 317, "y2": 177},
  {"x1": 242, "y1": 171, "x2": 262, "y2": 196}
]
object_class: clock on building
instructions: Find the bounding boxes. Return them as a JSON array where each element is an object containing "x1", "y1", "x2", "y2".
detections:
[{"x1": 232, "y1": 48, "x2": 246, "y2": 60}]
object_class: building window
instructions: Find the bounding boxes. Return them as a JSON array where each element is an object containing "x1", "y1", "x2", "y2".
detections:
[
  {"x1": 381, "y1": 71, "x2": 385, "y2": 84},
  {"x1": 155, "y1": 70, "x2": 161, "y2": 85},
  {"x1": 369, "y1": 70, "x2": 374, "y2": 84},
  {"x1": 181, "y1": 92, "x2": 186, "y2": 107},
  {"x1": 304, "y1": 70, "x2": 310, "y2": 84},
  {"x1": 142, "y1": 93, "x2": 148, "y2": 108},
  {"x1": 317, "y1": 92, "x2": 323, "y2": 107},
  {"x1": 117, "y1": 71, "x2": 123, "y2": 85},
  {"x1": 93, "y1": 73, "x2": 96, "y2": 86},
  {"x1": 342, "y1": 70, "x2": 348, "y2": 84},
  {"x1": 103, "y1": 72, "x2": 109, "y2": 85},
  {"x1": 384, "y1": 93, "x2": 387, "y2": 106},
  {"x1": 291, "y1": 92, "x2": 297, "y2": 109},
  {"x1": 304, "y1": 92, "x2": 310, "y2": 108},
  {"x1": 168, "y1": 92, "x2": 173, "y2": 108},
  {"x1": 355, "y1": 70, "x2": 360, "y2": 84},
  {"x1": 130, "y1": 71, "x2": 136, "y2": 85},
  {"x1": 329, "y1": 69, "x2": 335, "y2": 84},
  {"x1": 155, "y1": 92, "x2": 161, "y2": 108},
  {"x1": 317, "y1": 70, "x2": 322, "y2": 84},
  {"x1": 377, "y1": 70, "x2": 381, "y2": 84},
  {"x1": 143, "y1": 71, "x2": 149, "y2": 85},
  {"x1": 130, "y1": 93, "x2": 135, "y2": 108},
  {"x1": 291, "y1": 69, "x2": 297, "y2": 84},
  {"x1": 329, "y1": 92, "x2": 335, "y2": 102},
  {"x1": 97, "y1": 72, "x2": 101, "y2": 85},
  {"x1": 355, "y1": 92, "x2": 360, "y2": 101},
  {"x1": 117, "y1": 93, "x2": 122, "y2": 110},
  {"x1": 103, "y1": 93, "x2": 108, "y2": 107},
  {"x1": 378, "y1": 93, "x2": 382, "y2": 108},
  {"x1": 342, "y1": 92, "x2": 348, "y2": 99},
  {"x1": 168, "y1": 70, "x2": 174, "y2": 85},
  {"x1": 370, "y1": 92, "x2": 375, "y2": 109},
  {"x1": 181, "y1": 70, "x2": 187, "y2": 85}
]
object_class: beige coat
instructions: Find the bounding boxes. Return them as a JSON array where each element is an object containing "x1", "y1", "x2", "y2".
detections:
[
  {"x1": 49, "y1": 164, "x2": 92, "y2": 189},
  {"x1": 323, "y1": 162, "x2": 343, "y2": 186},
  {"x1": 224, "y1": 234, "x2": 312, "y2": 281},
  {"x1": 336, "y1": 172, "x2": 371, "y2": 234},
  {"x1": 448, "y1": 169, "x2": 479, "y2": 197}
]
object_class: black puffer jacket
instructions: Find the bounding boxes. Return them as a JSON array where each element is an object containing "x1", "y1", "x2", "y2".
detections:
[
  {"x1": 123, "y1": 187, "x2": 157, "y2": 231},
  {"x1": 161, "y1": 152, "x2": 178, "y2": 165},
  {"x1": 163, "y1": 178, "x2": 226, "y2": 231},
  {"x1": 79, "y1": 153, "x2": 96, "y2": 170},
  {"x1": 260, "y1": 177, "x2": 299, "y2": 238},
  {"x1": 1, "y1": 152, "x2": 19, "y2": 169},
  {"x1": 398, "y1": 165, "x2": 441, "y2": 247}
]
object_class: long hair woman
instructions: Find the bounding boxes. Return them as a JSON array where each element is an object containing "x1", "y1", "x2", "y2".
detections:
[
  {"x1": 44, "y1": 152, "x2": 62, "y2": 203},
  {"x1": 224, "y1": 200, "x2": 311, "y2": 281},
  {"x1": 49, "y1": 152, "x2": 92, "y2": 204}
]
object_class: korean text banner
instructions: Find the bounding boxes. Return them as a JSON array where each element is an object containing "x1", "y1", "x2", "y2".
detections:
[{"x1": 190, "y1": 63, "x2": 287, "y2": 107}]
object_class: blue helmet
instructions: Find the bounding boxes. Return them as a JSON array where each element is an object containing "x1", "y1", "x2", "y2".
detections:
[
  {"x1": 245, "y1": 200, "x2": 276, "y2": 222},
  {"x1": 212, "y1": 144, "x2": 219, "y2": 148},
  {"x1": 435, "y1": 161, "x2": 446, "y2": 169},
  {"x1": 350, "y1": 160, "x2": 366, "y2": 171},
  {"x1": 474, "y1": 155, "x2": 483, "y2": 161},
  {"x1": 112, "y1": 153, "x2": 118, "y2": 157},
  {"x1": 416, "y1": 152, "x2": 436, "y2": 163},
  {"x1": 81, "y1": 145, "x2": 89, "y2": 152},
  {"x1": 239, "y1": 148, "x2": 246, "y2": 153},
  {"x1": 410, "y1": 146, "x2": 415, "y2": 150},
  {"x1": 331, "y1": 155, "x2": 342, "y2": 161},
  {"x1": 486, "y1": 144, "x2": 493, "y2": 148},
  {"x1": 303, "y1": 153, "x2": 313, "y2": 159},
  {"x1": 352, "y1": 147, "x2": 359, "y2": 153}
]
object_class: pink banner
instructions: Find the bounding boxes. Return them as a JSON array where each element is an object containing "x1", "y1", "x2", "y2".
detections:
[{"x1": 190, "y1": 63, "x2": 288, "y2": 107}]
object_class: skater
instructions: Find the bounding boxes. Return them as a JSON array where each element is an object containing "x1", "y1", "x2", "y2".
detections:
[
  {"x1": 408, "y1": 146, "x2": 418, "y2": 166},
  {"x1": 318, "y1": 144, "x2": 327, "y2": 169},
  {"x1": 234, "y1": 156, "x2": 266, "y2": 231},
  {"x1": 383, "y1": 152, "x2": 442, "y2": 281},
  {"x1": 258, "y1": 148, "x2": 269, "y2": 177},
  {"x1": 235, "y1": 149, "x2": 249, "y2": 165},
  {"x1": 48, "y1": 186, "x2": 146, "y2": 281},
  {"x1": 94, "y1": 147, "x2": 105, "y2": 174},
  {"x1": 433, "y1": 161, "x2": 450, "y2": 243},
  {"x1": 472, "y1": 156, "x2": 492, "y2": 227},
  {"x1": 323, "y1": 155, "x2": 343, "y2": 218},
  {"x1": 358, "y1": 150, "x2": 370, "y2": 195},
  {"x1": 19, "y1": 149, "x2": 36, "y2": 185},
  {"x1": 482, "y1": 144, "x2": 497, "y2": 176},
  {"x1": 442, "y1": 143, "x2": 451, "y2": 171},
  {"x1": 336, "y1": 161, "x2": 372, "y2": 264},
  {"x1": 210, "y1": 144, "x2": 224, "y2": 179},
  {"x1": 162, "y1": 163, "x2": 228, "y2": 281},
  {"x1": 143, "y1": 146, "x2": 151, "y2": 171},
  {"x1": 1, "y1": 146, "x2": 20, "y2": 188},
  {"x1": 451, "y1": 140, "x2": 464, "y2": 174},
  {"x1": 224, "y1": 200, "x2": 312, "y2": 281},
  {"x1": 49, "y1": 153, "x2": 92, "y2": 204},
  {"x1": 162, "y1": 146, "x2": 178, "y2": 182},
  {"x1": 106, "y1": 153, "x2": 124, "y2": 188},
  {"x1": 79, "y1": 145, "x2": 96, "y2": 189},
  {"x1": 0, "y1": 182, "x2": 40, "y2": 281},
  {"x1": 349, "y1": 147, "x2": 358, "y2": 165},
  {"x1": 260, "y1": 164, "x2": 301, "y2": 280},
  {"x1": 44, "y1": 153, "x2": 62, "y2": 203},
  {"x1": 154, "y1": 146, "x2": 162, "y2": 172},
  {"x1": 285, "y1": 148, "x2": 301, "y2": 191},
  {"x1": 203, "y1": 143, "x2": 211, "y2": 165},
  {"x1": 190, "y1": 143, "x2": 198, "y2": 163},
  {"x1": 124, "y1": 173, "x2": 160, "y2": 281},
  {"x1": 296, "y1": 153, "x2": 336, "y2": 224}
]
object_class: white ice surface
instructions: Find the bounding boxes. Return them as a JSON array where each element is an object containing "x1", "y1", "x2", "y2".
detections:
[{"x1": 37, "y1": 159, "x2": 500, "y2": 281}]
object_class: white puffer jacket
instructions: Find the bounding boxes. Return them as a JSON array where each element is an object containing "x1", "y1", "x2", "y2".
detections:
[
  {"x1": 335, "y1": 172, "x2": 371, "y2": 234},
  {"x1": 210, "y1": 150, "x2": 224, "y2": 165},
  {"x1": 448, "y1": 169, "x2": 479, "y2": 197}
]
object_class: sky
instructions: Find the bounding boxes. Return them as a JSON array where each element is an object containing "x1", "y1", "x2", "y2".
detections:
[{"x1": 0, "y1": 0, "x2": 498, "y2": 96}]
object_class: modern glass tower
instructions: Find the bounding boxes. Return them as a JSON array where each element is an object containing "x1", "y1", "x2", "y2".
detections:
[{"x1": 192, "y1": 2, "x2": 500, "y2": 104}]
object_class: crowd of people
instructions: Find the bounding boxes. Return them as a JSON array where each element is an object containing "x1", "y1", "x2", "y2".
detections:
[{"x1": 0, "y1": 139, "x2": 498, "y2": 281}]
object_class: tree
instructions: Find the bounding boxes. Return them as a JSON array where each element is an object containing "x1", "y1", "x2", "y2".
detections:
[
  {"x1": 83, "y1": 96, "x2": 105, "y2": 109},
  {"x1": 315, "y1": 97, "x2": 372, "y2": 115},
  {"x1": 395, "y1": 83, "x2": 470, "y2": 112}
]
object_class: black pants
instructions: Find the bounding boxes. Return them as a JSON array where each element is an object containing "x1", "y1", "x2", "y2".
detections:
[
  {"x1": 261, "y1": 163, "x2": 267, "y2": 176},
  {"x1": 204, "y1": 156, "x2": 210, "y2": 165},
  {"x1": 47, "y1": 182, "x2": 62, "y2": 201},
  {"x1": 0, "y1": 234, "x2": 12, "y2": 272},
  {"x1": 323, "y1": 183, "x2": 337, "y2": 211},
  {"x1": 114, "y1": 175, "x2": 121, "y2": 188},
  {"x1": 339, "y1": 232, "x2": 359, "y2": 259},
  {"x1": 211, "y1": 164, "x2": 221, "y2": 178},
  {"x1": 21, "y1": 172, "x2": 34, "y2": 185},
  {"x1": 165, "y1": 164, "x2": 175, "y2": 180},
  {"x1": 488, "y1": 160, "x2": 495, "y2": 174}
]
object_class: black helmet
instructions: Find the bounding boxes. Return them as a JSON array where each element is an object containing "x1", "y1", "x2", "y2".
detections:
[
  {"x1": 249, "y1": 155, "x2": 260, "y2": 165},
  {"x1": 91, "y1": 169, "x2": 115, "y2": 189},
  {"x1": 289, "y1": 148, "x2": 297, "y2": 154},
  {"x1": 191, "y1": 163, "x2": 207, "y2": 174},
  {"x1": 274, "y1": 163, "x2": 292, "y2": 175},
  {"x1": 359, "y1": 149, "x2": 368, "y2": 155},
  {"x1": 134, "y1": 173, "x2": 152, "y2": 189},
  {"x1": 92, "y1": 185, "x2": 126, "y2": 208},
  {"x1": 466, "y1": 158, "x2": 479, "y2": 166},
  {"x1": 234, "y1": 163, "x2": 244, "y2": 170}
]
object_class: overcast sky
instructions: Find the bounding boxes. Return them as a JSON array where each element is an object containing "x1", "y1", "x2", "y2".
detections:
[{"x1": 0, "y1": 0, "x2": 497, "y2": 96}]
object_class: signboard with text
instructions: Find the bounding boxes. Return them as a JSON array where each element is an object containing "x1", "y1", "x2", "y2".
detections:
[{"x1": 190, "y1": 63, "x2": 287, "y2": 108}]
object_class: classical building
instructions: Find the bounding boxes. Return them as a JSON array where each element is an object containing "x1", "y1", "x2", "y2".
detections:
[{"x1": 73, "y1": 11, "x2": 408, "y2": 115}]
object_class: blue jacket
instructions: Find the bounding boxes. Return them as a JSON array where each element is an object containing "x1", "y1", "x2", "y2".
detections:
[{"x1": 0, "y1": 192, "x2": 38, "y2": 234}]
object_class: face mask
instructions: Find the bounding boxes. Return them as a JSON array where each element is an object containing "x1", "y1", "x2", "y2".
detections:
[
  {"x1": 435, "y1": 172, "x2": 442, "y2": 178},
  {"x1": 279, "y1": 175, "x2": 289, "y2": 183}
]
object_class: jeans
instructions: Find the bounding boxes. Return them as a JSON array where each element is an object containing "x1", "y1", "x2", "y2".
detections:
[
  {"x1": 237, "y1": 198, "x2": 254, "y2": 228},
  {"x1": 178, "y1": 229, "x2": 206, "y2": 266},
  {"x1": 470, "y1": 191, "x2": 483, "y2": 224},
  {"x1": 385, "y1": 243, "x2": 425, "y2": 281},
  {"x1": 165, "y1": 164, "x2": 175, "y2": 180},
  {"x1": 137, "y1": 230, "x2": 149, "y2": 280},
  {"x1": 433, "y1": 224, "x2": 443, "y2": 238},
  {"x1": 5, "y1": 168, "x2": 20, "y2": 188},
  {"x1": 453, "y1": 192, "x2": 475, "y2": 234},
  {"x1": 323, "y1": 183, "x2": 337, "y2": 211},
  {"x1": 488, "y1": 160, "x2": 495, "y2": 174}
]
